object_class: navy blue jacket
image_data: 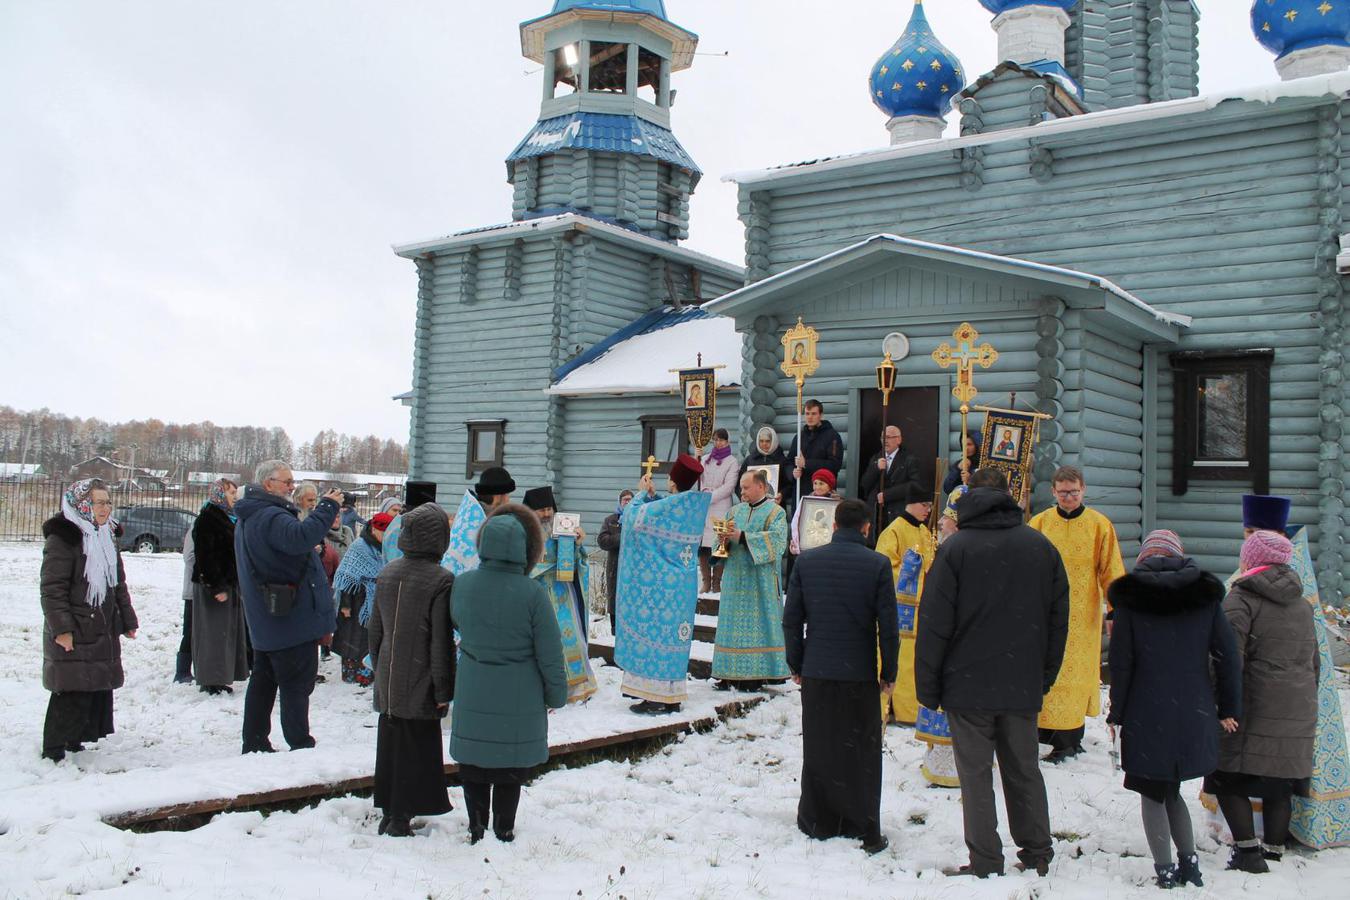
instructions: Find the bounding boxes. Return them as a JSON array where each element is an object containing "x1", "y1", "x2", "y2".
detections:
[
  {"x1": 233, "y1": 487, "x2": 338, "y2": 652},
  {"x1": 783, "y1": 528, "x2": 898, "y2": 683},
  {"x1": 1107, "y1": 557, "x2": 1242, "y2": 782}
]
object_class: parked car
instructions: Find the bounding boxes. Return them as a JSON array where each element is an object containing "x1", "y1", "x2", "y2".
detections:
[{"x1": 117, "y1": 506, "x2": 197, "y2": 554}]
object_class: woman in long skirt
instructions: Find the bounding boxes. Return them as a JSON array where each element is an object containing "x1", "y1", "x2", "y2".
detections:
[
  {"x1": 369, "y1": 503, "x2": 457, "y2": 837},
  {"x1": 190, "y1": 478, "x2": 249, "y2": 694},
  {"x1": 40, "y1": 479, "x2": 139, "y2": 761}
]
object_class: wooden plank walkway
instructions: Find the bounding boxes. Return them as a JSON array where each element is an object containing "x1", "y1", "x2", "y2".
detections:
[{"x1": 104, "y1": 696, "x2": 764, "y2": 830}]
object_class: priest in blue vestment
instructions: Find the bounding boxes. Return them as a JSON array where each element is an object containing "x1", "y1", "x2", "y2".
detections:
[{"x1": 614, "y1": 454, "x2": 710, "y2": 714}]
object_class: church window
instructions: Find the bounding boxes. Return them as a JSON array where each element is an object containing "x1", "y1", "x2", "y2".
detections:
[
  {"x1": 1169, "y1": 350, "x2": 1272, "y2": 495},
  {"x1": 636, "y1": 46, "x2": 662, "y2": 104},
  {"x1": 554, "y1": 44, "x2": 581, "y2": 97},
  {"x1": 639, "y1": 415, "x2": 690, "y2": 475},
  {"x1": 588, "y1": 42, "x2": 628, "y2": 94},
  {"x1": 465, "y1": 420, "x2": 506, "y2": 479}
]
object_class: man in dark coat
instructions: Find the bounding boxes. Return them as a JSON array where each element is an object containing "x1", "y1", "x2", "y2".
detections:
[
  {"x1": 785, "y1": 400, "x2": 843, "y2": 506},
  {"x1": 915, "y1": 469, "x2": 1070, "y2": 878},
  {"x1": 233, "y1": 460, "x2": 341, "y2": 753},
  {"x1": 596, "y1": 489, "x2": 634, "y2": 634},
  {"x1": 783, "y1": 498, "x2": 898, "y2": 855},
  {"x1": 857, "y1": 424, "x2": 922, "y2": 533}
]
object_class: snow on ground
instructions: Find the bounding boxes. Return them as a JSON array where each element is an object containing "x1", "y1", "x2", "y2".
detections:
[{"x1": 2, "y1": 542, "x2": 1349, "y2": 898}]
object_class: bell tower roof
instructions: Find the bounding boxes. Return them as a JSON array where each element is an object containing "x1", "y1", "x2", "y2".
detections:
[{"x1": 521, "y1": 0, "x2": 698, "y2": 71}]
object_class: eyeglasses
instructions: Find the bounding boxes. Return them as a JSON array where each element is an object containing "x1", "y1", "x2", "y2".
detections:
[
  {"x1": 90, "y1": 500, "x2": 114, "y2": 508},
  {"x1": 1055, "y1": 490, "x2": 1082, "y2": 499},
  {"x1": 268, "y1": 477, "x2": 296, "y2": 487}
]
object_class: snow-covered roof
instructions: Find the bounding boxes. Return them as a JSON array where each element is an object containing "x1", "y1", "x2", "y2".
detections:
[
  {"x1": 0, "y1": 462, "x2": 42, "y2": 476},
  {"x1": 391, "y1": 212, "x2": 743, "y2": 281},
  {"x1": 727, "y1": 70, "x2": 1350, "y2": 187},
  {"x1": 187, "y1": 471, "x2": 241, "y2": 484},
  {"x1": 548, "y1": 306, "x2": 743, "y2": 396}
]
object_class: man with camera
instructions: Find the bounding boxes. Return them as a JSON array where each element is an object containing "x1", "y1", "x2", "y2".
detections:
[{"x1": 233, "y1": 459, "x2": 341, "y2": 754}]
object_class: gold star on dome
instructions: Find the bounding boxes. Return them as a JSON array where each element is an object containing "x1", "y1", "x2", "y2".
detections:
[
  {"x1": 1285, "y1": 8, "x2": 1298, "y2": 21},
  {"x1": 1263, "y1": 21, "x2": 1271, "y2": 31},
  {"x1": 931, "y1": 59, "x2": 943, "y2": 71},
  {"x1": 1320, "y1": 2, "x2": 1334, "y2": 14},
  {"x1": 893, "y1": 48, "x2": 902, "y2": 56},
  {"x1": 940, "y1": 84, "x2": 949, "y2": 92},
  {"x1": 893, "y1": 82, "x2": 902, "y2": 90},
  {"x1": 876, "y1": 89, "x2": 883, "y2": 97},
  {"x1": 880, "y1": 65, "x2": 889, "y2": 75},
  {"x1": 954, "y1": 67, "x2": 962, "y2": 77},
  {"x1": 917, "y1": 46, "x2": 929, "y2": 54},
  {"x1": 902, "y1": 59, "x2": 915, "y2": 71},
  {"x1": 916, "y1": 80, "x2": 928, "y2": 90}
]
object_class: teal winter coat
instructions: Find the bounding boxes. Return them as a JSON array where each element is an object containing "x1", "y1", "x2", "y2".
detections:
[{"x1": 449, "y1": 504, "x2": 568, "y2": 769}]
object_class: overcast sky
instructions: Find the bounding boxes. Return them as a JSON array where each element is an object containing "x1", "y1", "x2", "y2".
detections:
[{"x1": 0, "y1": 2, "x2": 1273, "y2": 443}]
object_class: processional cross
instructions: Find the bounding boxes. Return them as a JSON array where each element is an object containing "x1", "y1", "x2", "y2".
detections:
[
  {"x1": 641, "y1": 455, "x2": 660, "y2": 478},
  {"x1": 931, "y1": 322, "x2": 998, "y2": 444}
]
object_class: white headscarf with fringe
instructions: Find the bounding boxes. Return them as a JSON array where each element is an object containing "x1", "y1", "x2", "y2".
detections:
[{"x1": 62, "y1": 479, "x2": 120, "y2": 607}]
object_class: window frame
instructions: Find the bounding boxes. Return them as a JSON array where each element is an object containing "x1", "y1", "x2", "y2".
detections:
[
  {"x1": 639, "y1": 415, "x2": 690, "y2": 476},
  {"x1": 1169, "y1": 350, "x2": 1273, "y2": 496},
  {"x1": 465, "y1": 420, "x2": 507, "y2": 480}
]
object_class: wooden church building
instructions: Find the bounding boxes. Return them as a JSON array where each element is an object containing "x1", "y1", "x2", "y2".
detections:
[{"x1": 394, "y1": 0, "x2": 1349, "y2": 605}]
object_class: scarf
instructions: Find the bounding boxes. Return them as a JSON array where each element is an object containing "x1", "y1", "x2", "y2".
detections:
[
  {"x1": 332, "y1": 535, "x2": 385, "y2": 626},
  {"x1": 206, "y1": 478, "x2": 233, "y2": 515},
  {"x1": 62, "y1": 479, "x2": 119, "y2": 608},
  {"x1": 708, "y1": 445, "x2": 733, "y2": 463}
]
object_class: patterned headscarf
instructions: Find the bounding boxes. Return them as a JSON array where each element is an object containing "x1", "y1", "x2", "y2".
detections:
[
  {"x1": 206, "y1": 478, "x2": 235, "y2": 513},
  {"x1": 61, "y1": 479, "x2": 120, "y2": 607},
  {"x1": 1136, "y1": 529, "x2": 1184, "y2": 566}
]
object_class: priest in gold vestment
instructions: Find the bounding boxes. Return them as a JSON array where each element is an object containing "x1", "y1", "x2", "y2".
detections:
[
  {"x1": 874, "y1": 484, "x2": 935, "y2": 725},
  {"x1": 1028, "y1": 465, "x2": 1124, "y2": 762}
]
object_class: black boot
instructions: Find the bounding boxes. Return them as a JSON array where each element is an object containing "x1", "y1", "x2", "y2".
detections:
[
  {"x1": 493, "y1": 784, "x2": 521, "y2": 842},
  {"x1": 384, "y1": 815, "x2": 413, "y2": 837},
  {"x1": 1176, "y1": 853, "x2": 1203, "y2": 887},
  {"x1": 1153, "y1": 863, "x2": 1179, "y2": 889},
  {"x1": 462, "y1": 783, "x2": 490, "y2": 844},
  {"x1": 1226, "y1": 846, "x2": 1269, "y2": 874},
  {"x1": 630, "y1": 700, "x2": 680, "y2": 715}
]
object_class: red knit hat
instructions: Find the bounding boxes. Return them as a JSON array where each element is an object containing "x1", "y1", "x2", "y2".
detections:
[
  {"x1": 810, "y1": 468, "x2": 836, "y2": 490},
  {"x1": 370, "y1": 512, "x2": 396, "y2": 532}
]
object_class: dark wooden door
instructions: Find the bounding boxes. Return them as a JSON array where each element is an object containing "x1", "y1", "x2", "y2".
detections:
[{"x1": 854, "y1": 387, "x2": 940, "y2": 495}]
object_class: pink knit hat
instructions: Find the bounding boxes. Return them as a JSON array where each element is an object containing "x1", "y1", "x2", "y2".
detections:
[
  {"x1": 1136, "y1": 529, "x2": 1184, "y2": 566},
  {"x1": 1240, "y1": 530, "x2": 1293, "y2": 571}
]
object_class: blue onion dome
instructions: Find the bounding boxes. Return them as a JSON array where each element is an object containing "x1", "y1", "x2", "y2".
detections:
[
  {"x1": 1252, "y1": 1, "x2": 1350, "y2": 58},
  {"x1": 869, "y1": 1, "x2": 967, "y2": 119},
  {"x1": 978, "y1": 0, "x2": 1079, "y2": 13}
]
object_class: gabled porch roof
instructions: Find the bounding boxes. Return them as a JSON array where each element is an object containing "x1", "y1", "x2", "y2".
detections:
[{"x1": 703, "y1": 234, "x2": 1188, "y2": 344}]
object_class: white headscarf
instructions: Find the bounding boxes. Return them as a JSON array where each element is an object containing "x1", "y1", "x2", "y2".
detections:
[{"x1": 62, "y1": 479, "x2": 120, "y2": 607}]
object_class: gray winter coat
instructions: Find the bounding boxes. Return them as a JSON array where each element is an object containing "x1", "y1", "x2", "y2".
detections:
[
  {"x1": 40, "y1": 515, "x2": 139, "y2": 693},
  {"x1": 369, "y1": 504, "x2": 456, "y2": 720},
  {"x1": 1217, "y1": 564, "x2": 1319, "y2": 779}
]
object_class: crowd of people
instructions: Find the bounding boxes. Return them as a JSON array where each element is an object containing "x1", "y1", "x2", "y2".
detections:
[{"x1": 34, "y1": 407, "x2": 1331, "y2": 882}]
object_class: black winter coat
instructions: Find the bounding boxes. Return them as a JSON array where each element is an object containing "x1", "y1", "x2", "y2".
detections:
[
  {"x1": 370, "y1": 504, "x2": 456, "y2": 720},
  {"x1": 191, "y1": 503, "x2": 237, "y2": 592},
  {"x1": 785, "y1": 419, "x2": 843, "y2": 499},
  {"x1": 597, "y1": 511, "x2": 622, "y2": 606},
  {"x1": 40, "y1": 515, "x2": 139, "y2": 693},
  {"x1": 857, "y1": 446, "x2": 922, "y2": 525},
  {"x1": 784, "y1": 529, "x2": 899, "y2": 683},
  {"x1": 1106, "y1": 557, "x2": 1241, "y2": 782},
  {"x1": 914, "y1": 488, "x2": 1069, "y2": 714}
]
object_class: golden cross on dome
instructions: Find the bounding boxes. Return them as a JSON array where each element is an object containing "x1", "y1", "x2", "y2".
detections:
[{"x1": 931, "y1": 322, "x2": 999, "y2": 413}]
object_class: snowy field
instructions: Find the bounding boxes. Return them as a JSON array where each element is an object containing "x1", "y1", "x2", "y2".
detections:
[{"x1": 2, "y1": 543, "x2": 1349, "y2": 898}]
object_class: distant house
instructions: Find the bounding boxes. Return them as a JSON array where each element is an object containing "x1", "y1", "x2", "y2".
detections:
[
  {"x1": 0, "y1": 462, "x2": 45, "y2": 483},
  {"x1": 68, "y1": 456, "x2": 166, "y2": 488},
  {"x1": 290, "y1": 470, "x2": 408, "y2": 495},
  {"x1": 187, "y1": 471, "x2": 242, "y2": 486}
]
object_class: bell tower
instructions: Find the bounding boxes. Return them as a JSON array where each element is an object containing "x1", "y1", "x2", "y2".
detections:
[{"x1": 508, "y1": 1, "x2": 701, "y2": 242}]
